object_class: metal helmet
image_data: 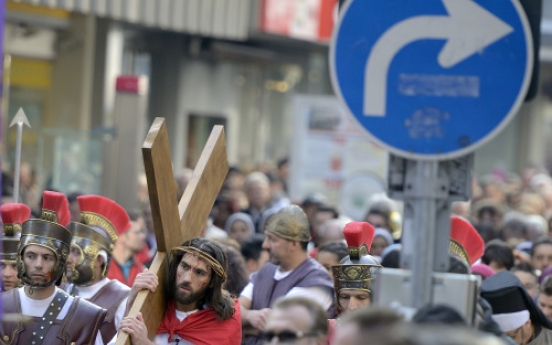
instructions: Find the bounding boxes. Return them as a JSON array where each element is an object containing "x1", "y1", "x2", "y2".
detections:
[
  {"x1": 18, "y1": 191, "x2": 72, "y2": 289},
  {"x1": 265, "y1": 204, "x2": 311, "y2": 242},
  {"x1": 449, "y1": 215, "x2": 484, "y2": 265},
  {"x1": 331, "y1": 222, "x2": 381, "y2": 313},
  {"x1": 1, "y1": 236, "x2": 21, "y2": 290},
  {"x1": 65, "y1": 195, "x2": 130, "y2": 286},
  {"x1": 0, "y1": 203, "x2": 31, "y2": 237}
]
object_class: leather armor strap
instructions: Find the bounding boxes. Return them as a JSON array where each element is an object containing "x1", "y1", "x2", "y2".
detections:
[{"x1": 27, "y1": 290, "x2": 69, "y2": 345}]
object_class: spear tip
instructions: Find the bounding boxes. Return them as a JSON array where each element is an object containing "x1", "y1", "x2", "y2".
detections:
[{"x1": 9, "y1": 108, "x2": 31, "y2": 128}]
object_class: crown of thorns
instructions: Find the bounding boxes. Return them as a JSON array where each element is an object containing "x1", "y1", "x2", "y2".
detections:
[{"x1": 172, "y1": 246, "x2": 227, "y2": 283}]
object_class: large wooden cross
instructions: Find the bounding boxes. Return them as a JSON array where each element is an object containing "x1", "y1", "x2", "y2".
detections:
[{"x1": 115, "y1": 117, "x2": 228, "y2": 345}]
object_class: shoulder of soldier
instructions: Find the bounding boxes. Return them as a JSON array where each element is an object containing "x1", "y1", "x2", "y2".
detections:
[{"x1": 71, "y1": 295, "x2": 108, "y2": 320}]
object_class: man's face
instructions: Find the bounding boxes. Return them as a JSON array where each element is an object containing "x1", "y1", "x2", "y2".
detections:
[
  {"x1": 263, "y1": 305, "x2": 324, "y2": 344},
  {"x1": 66, "y1": 244, "x2": 85, "y2": 279},
  {"x1": 263, "y1": 232, "x2": 291, "y2": 266},
  {"x1": 1, "y1": 261, "x2": 19, "y2": 291},
  {"x1": 370, "y1": 236, "x2": 389, "y2": 257},
  {"x1": 22, "y1": 245, "x2": 57, "y2": 286},
  {"x1": 513, "y1": 271, "x2": 539, "y2": 298},
  {"x1": 538, "y1": 293, "x2": 552, "y2": 322},
  {"x1": 504, "y1": 320, "x2": 533, "y2": 345},
  {"x1": 531, "y1": 244, "x2": 552, "y2": 271},
  {"x1": 174, "y1": 253, "x2": 212, "y2": 310},
  {"x1": 246, "y1": 180, "x2": 271, "y2": 210},
  {"x1": 229, "y1": 220, "x2": 252, "y2": 245},
  {"x1": 123, "y1": 217, "x2": 147, "y2": 253},
  {"x1": 365, "y1": 213, "x2": 387, "y2": 230},
  {"x1": 338, "y1": 289, "x2": 371, "y2": 312}
]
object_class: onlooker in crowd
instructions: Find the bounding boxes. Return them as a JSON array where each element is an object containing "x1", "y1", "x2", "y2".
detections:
[
  {"x1": 472, "y1": 198, "x2": 504, "y2": 234},
  {"x1": 239, "y1": 205, "x2": 334, "y2": 345},
  {"x1": 331, "y1": 306, "x2": 404, "y2": 345},
  {"x1": 311, "y1": 205, "x2": 339, "y2": 243},
  {"x1": 411, "y1": 304, "x2": 467, "y2": 326},
  {"x1": 315, "y1": 241, "x2": 348, "y2": 282},
  {"x1": 241, "y1": 234, "x2": 269, "y2": 278},
  {"x1": 316, "y1": 218, "x2": 347, "y2": 247},
  {"x1": 108, "y1": 210, "x2": 148, "y2": 287},
  {"x1": 481, "y1": 240, "x2": 515, "y2": 273},
  {"x1": 212, "y1": 192, "x2": 238, "y2": 230},
  {"x1": 500, "y1": 215, "x2": 529, "y2": 246},
  {"x1": 225, "y1": 212, "x2": 255, "y2": 245},
  {"x1": 262, "y1": 296, "x2": 328, "y2": 345},
  {"x1": 538, "y1": 276, "x2": 552, "y2": 323},
  {"x1": 531, "y1": 237, "x2": 552, "y2": 273},
  {"x1": 511, "y1": 263, "x2": 539, "y2": 298},
  {"x1": 221, "y1": 244, "x2": 250, "y2": 297},
  {"x1": 481, "y1": 271, "x2": 552, "y2": 345},
  {"x1": 242, "y1": 172, "x2": 280, "y2": 233},
  {"x1": 371, "y1": 228, "x2": 393, "y2": 258}
]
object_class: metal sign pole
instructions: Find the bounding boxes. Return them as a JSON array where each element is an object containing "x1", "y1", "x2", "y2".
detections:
[{"x1": 389, "y1": 154, "x2": 472, "y2": 308}]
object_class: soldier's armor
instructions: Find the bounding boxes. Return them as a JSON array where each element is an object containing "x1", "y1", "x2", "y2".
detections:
[
  {"x1": 0, "y1": 289, "x2": 107, "y2": 345},
  {"x1": 87, "y1": 280, "x2": 130, "y2": 344}
]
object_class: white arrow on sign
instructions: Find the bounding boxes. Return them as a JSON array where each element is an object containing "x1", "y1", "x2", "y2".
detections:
[{"x1": 363, "y1": 0, "x2": 513, "y2": 117}]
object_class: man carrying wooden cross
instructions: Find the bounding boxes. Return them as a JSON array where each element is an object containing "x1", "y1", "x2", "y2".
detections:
[
  {"x1": 118, "y1": 237, "x2": 242, "y2": 344},
  {"x1": 112, "y1": 118, "x2": 237, "y2": 345}
]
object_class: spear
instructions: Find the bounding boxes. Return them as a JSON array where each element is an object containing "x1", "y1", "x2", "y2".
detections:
[{"x1": 9, "y1": 108, "x2": 31, "y2": 203}]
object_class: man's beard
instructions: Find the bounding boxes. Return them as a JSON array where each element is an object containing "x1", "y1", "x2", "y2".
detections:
[
  {"x1": 175, "y1": 283, "x2": 206, "y2": 306},
  {"x1": 268, "y1": 251, "x2": 281, "y2": 265}
]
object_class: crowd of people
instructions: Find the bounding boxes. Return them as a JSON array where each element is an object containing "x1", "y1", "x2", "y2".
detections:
[{"x1": 2, "y1": 162, "x2": 552, "y2": 344}]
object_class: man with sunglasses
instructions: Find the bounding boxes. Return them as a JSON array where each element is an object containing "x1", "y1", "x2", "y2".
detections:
[
  {"x1": 481, "y1": 271, "x2": 552, "y2": 345},
  {"x1": 262, "y1": 296, "x2": 328, "y2": 345}
]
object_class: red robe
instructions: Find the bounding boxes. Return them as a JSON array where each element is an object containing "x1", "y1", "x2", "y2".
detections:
[
  {"x1": 106, "y1": 259, "x2": 143, "y2": 287},
  {"x1": 157, "y1": 299, "x2": 242, "y2": 345}
]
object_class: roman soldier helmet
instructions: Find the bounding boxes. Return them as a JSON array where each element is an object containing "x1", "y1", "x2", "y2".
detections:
[
  {"x1": 1, "y1": 203, "x2": 31, "y2": 289},
  {"x1": 65, "y1": 195, "x2": 131, "y2": 286},
  {"x1": 0, "y1": 203, "x2": 31, "y2": 237},
  {"x1": 449, "y1": 216, "x2": 485, "y2": 266},
  {"x1": 331, "y1": 222, "x2": 381, "y2": 312},
  {"x1": 18, "y1": 191, "x2": 72, "y2": 288}
]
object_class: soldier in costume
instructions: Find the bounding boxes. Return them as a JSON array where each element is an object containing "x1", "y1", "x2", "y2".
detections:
[
  {"x1": 1, "y1": 203, "x2": 31, "y2": 291},
  {"x1": 332, "y1": 221, "x2": 381, "y2": 315},
  {"x1": 64, "y1": 195, "x2": 132, "y2": 344},
  {"x1": 326, "y1": 222, "x2": 381, "y2": 345},
  {"x1": 0, "y1": 190, "x2": 106, "y2": 345}
]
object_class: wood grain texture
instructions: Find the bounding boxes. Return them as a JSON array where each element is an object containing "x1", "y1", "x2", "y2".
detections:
[
  {"x1": 141, "y1": 118, "x2": 180, "y2": 253},
  {"x1": 178, "y1": 125, "x2": 228, "y2": 238},
  {"x1": 115, "y1": 119, "x2": 228, "y2": 345}
]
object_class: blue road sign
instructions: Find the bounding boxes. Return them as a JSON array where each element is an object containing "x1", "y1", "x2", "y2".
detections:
[{"x1": 330, "y1": 0, "x2": 533, "y2": 160}]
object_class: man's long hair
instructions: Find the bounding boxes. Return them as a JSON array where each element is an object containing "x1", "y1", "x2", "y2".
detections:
[{"x1": 167, "y1": 237, "x2": 235, "y2": 320}]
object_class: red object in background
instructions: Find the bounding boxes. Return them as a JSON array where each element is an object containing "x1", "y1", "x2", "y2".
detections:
[
  {"x1": 116, "y1": 75, "x2": 147, "y2": 94},
  {"x1": 260, "y1": 0, "x2": 337, "y2": 42}
]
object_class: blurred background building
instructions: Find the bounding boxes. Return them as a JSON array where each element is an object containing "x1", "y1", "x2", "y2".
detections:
[{"x1": 2, "y1": 0, "x2": 552, "y2": 211}]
